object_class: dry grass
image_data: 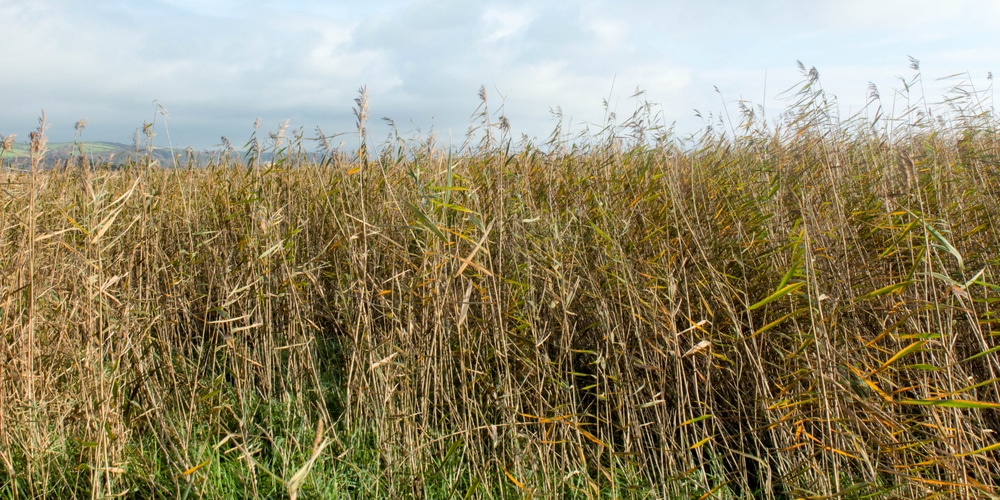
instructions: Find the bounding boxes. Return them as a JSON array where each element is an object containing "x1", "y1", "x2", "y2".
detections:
[{"x1": 1, "y1": 66, "x2": 1000, "y2": 498}]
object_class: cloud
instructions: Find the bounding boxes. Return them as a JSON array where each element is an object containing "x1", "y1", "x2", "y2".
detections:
[
  {"x1": 481, "y1": 5, "x2": 534, "y2": 44},
  {"x1": 820, "y1": 0, "x2": 1000, "y2": 33},
  {"x1": 0, "y1": 0, "x2": 993, "y2": 148}
]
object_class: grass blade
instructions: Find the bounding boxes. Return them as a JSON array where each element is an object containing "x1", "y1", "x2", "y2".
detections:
[{"x1": 748, "y1": 282, "x2": 805, "y2": 311}]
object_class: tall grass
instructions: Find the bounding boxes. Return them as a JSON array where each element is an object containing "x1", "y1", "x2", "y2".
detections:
[{"x1": 1, "y1": 65, "x2": 999, "y2": 498}]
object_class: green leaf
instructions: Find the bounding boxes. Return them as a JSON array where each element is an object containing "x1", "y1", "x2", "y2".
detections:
[
  {"x1": 963, "y1": 267, "x2": 986, "y2": 289},
  {"x1": 955, "y1": 377, "x2": 1000, "y2": 395},
  {"x1": 921, "y1": 218, "x2": 964, "y2": 272},
  {"x1": 775, "y1": 255, "x2": 803, "y2": 291},
  {"x1": 876, "y1": 340, "x2": 926, "y2": 373},
  {"x1": 588, "y1": 222, "x2": 614, "y2": 244},
  {"x1": 958, "y1": 441, "x2": 1000, "y2": 457},
  {"x1": 903, "y1": 364, "x2": 938, "y2": 371},
  {"x1": 680, "y1": 414, "x2": 713, "y2": 426},
  {"x1": 900, "y1": 398, "x2": 1000, "y2": 409},
  {"x1": 855, "y1": 281, "x2": 913, "y2": 301},
  {"x1": 432, "y1": 200, "x2": 474, "y2": 213},
  {"x1": 962, "y1": 344, "x2": 1000, "y2": 364},
  {"x1": 748, "y1": 282, "x2": 806, "y2": 311},
  {"x1": 463, "y1": 477, "x2": 482, "y2": 500},
  {"x1": 878, "y1": 219, "x2": 919, "y2": 258},
  {"x1": 752, "y1": 307, "x2": 807, "y2": 337},
  {"x1": 971, "y1": 279, "x2": 1000, "y2": 293},
  {"x1": 407, "y1": 201, "x2": 447, "y2": 242}
]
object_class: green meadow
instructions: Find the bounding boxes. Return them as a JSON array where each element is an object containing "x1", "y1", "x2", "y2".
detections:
[{"x1": 2, "y1": 67, "x2": 999, "y2": 499}]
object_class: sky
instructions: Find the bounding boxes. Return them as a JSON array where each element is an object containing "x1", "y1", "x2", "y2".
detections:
[{"x1": 1, "y1": 0, "x2": 996, "y2": 150}]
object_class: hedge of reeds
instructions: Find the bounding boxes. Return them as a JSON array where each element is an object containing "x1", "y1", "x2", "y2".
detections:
[{"x1": 2, "y1": 66, "x2": 1000, "y2": 499}]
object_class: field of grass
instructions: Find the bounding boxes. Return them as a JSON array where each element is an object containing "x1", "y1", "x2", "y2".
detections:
[{"x1": 2, "y1": 67, "x2": 999, "y2": 499}]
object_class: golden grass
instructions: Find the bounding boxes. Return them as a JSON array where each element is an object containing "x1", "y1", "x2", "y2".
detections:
[{"x1": 1, "y1": 67, "x2": 1000, "y2": 498}]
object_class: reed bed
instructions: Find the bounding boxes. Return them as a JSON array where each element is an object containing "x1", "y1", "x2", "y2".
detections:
[{"x1": 1, "y1": 66, "x2": 1000, "y2": 498}]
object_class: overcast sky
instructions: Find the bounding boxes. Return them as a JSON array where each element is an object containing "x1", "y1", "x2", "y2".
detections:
[{"x1": 1, "y1": 0, "x2": 996, "y2": 150}]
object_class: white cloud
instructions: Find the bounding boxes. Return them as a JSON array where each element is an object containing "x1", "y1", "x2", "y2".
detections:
[
  {"x1": 821, "y1": 0, "x2": 1000, "y2": 32},
  {"x1": 586, "y1": 18, "x2": 628, "y2": 49},
  {"x1": 481, "y1": 6, "x2": 534, "y2": 44},
  {"x1": 0, "y1": 0, "x2": 993, "y2": 148}
]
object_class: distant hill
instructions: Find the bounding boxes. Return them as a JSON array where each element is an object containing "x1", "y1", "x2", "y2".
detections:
[
  {"x1": 0, "y1": 141, "x2": 303, "y2": 170},
  {"x1": 0, "y1": 141, "x2": 219, "y2": 169}
]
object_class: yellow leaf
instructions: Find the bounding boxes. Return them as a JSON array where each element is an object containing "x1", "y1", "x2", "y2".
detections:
[
  {"x1": 690, "y1": 435, "x2": 713, "y2": 450},
  {"x1": 578, "y1": 429, "x2": 606, "y2": 448},
  {"x1": 181, "y1": 460, "x2": 210, "y2": 476},
  {"x1": 504, "y1": 470, "x2": 525, "y2": 490}
]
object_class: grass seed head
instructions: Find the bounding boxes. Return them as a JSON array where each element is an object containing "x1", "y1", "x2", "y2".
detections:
[{"x1": 0, "y1": 134, "x2": 14, "y2": 154}]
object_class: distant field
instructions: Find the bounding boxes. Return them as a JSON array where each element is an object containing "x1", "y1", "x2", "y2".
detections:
[
  {"x1": 2, "y1": 72, "x2": 999, "y2": 499},
  {"x1": 1, "y1": 141, "x2": 124, "y2": 158},
  {"x1": 0, "y1": 140, "x2": 271, "y2": 169}
]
